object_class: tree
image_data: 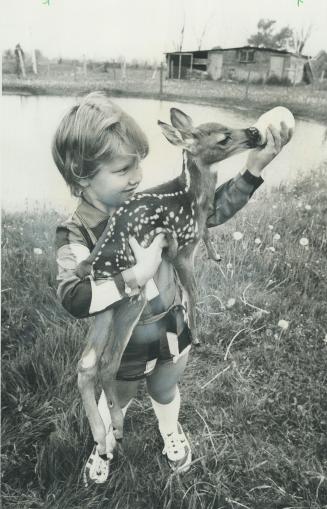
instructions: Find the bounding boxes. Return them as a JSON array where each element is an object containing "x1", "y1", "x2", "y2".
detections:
[
  {"x1": 248, "y1": 19, "x2": 294, "y2": 51},
  {"x1": 291, "y1": 25, "x2": 313, "y2": 55},
  {"x1": 173, "y1": 13, "x2": 185, "y2": 52}
]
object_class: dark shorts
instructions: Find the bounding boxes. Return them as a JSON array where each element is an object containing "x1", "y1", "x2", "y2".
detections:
[{"x1": 116, "y1": 305, "x2": 192, "y2": 381}]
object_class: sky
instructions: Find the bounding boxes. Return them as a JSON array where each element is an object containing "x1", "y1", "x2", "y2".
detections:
[{"x1": 1, "y1": 0, "x2": 326, "y2": 62}]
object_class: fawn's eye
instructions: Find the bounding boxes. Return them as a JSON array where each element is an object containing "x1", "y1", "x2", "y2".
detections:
[{"x1": 218, "y1": 136, "x2": 231, "y2": 146}]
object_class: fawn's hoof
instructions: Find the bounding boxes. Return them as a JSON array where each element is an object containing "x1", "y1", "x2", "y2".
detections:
[
  {"x1": 192, "y1": 337, "x2": 201, "y2": 346},
  {"x1": 212, "y1": 254, "x2": 222, "y2": 263},
  {"x1": 76, "y1": 260, "x2": 93, "y2": 279},
  {"x1": 112, "y1": 428, "x2": 123, "y2": 441}
]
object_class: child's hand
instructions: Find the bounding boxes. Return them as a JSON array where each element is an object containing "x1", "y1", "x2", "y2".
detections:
[
  {"x1": 246, "y1": 122, "x2": 293, "y2": 177},
  {"x1": 129, "y1": 234, "x2": 168, "y2": 287}
]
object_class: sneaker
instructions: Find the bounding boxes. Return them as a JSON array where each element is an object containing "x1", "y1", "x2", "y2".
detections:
[
  {"x1": 161, "y1": 422, "x2": 192, "y2": 472},
  {"x1": 83, "y1": 444, "x2": 112, "y2": 487},
  {"x1": 83, "y1": 427, "x2": 116, "y2": 487}
]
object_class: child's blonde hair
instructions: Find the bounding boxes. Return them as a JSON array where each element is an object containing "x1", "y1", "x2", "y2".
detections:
[{"x1": 52, "y1": 91, "x2": 149, "y2": 197}]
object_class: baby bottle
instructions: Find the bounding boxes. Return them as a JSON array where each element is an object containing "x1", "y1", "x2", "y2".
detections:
[{"x1": 252, "y1": 107, "x2": 295, "y2": 145}]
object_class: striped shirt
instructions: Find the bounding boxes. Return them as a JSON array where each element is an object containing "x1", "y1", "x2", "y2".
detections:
[{"x1": 55, "y1": 170, "x2": 263, "y2": 319}]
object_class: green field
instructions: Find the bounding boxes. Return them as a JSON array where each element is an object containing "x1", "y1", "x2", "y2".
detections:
[{"x1": 1, "y1": 166, "x2": 327, "y2": 508}]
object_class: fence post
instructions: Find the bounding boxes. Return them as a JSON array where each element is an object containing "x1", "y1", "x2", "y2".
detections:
[
  {"x1": 32, "y1": 49, "x2": 37, "y2": 74},
  {"x1": 18, "y1": 49, "x2": 26, "y2": 78},
  {"x1": 159, "y1": 63, "x2": 163, "y2": 96},
  {"x1": 244, "y1": 70, "x2": 251, "y2": 99}
]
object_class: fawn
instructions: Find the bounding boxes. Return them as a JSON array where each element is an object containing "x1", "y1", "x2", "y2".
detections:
[{"x1": 76, "y1": 108, "x2": 261, "y2": 454}]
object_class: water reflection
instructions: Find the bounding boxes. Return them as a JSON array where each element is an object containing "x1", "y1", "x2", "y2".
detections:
[{"x1": 1, "y1": 94, "x2": 326, "y2": 212}]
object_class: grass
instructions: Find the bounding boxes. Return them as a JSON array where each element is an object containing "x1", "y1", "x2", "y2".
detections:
[
  {"x1": 1, "y1": 166, "x2": 327, "y2": 508},
  {"x1": 2, "y1": 69, "x2": 327, "y2": 124}
]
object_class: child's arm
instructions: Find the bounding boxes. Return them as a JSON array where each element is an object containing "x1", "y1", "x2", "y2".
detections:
[
  {"x1": 56, "y1": 223, "x2": 165, "y2": 318},
  {"x1": 206, "y1": 170, "x2": 263, "y2": 227},
  {"x1": 207, "y1": 123, "x2": 290, "y2": 227}
]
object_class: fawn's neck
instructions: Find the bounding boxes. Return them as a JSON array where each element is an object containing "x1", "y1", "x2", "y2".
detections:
[{"x1": 179, "y1": 151, "x2": 217, "y2": 204}]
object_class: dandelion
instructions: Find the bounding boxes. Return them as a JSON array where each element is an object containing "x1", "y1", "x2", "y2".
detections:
[
  {"x1": 278, "y1": 319, "x2": 289, "y2": 330},
  {"x1": 226, "y1": 298, "x2": 236, "y2": 308},
  {"x1": 273, "y1": 233, "x2": 281, "y2": 241},
  {"x1": 226, "y1": 262, "x2": 233, "y2": 270},
  {"x1": 233, "y1": 231, "x2": 243, "y2": 241},
  {"x1": 299, "y1": 237, "x2": 309, "y2": 247},
  {"x1": 33, "y1": 248, "x2": 43, "y2": 255},
  {"x1": 254, "y1": 237, "x2": 262, "y2": 245},
  {"x1": 268, "y1": 224, "x2": 274, "y2": 230},
  {"x1": 305, "y1": 204, "x2": 312, "y2": 211}
]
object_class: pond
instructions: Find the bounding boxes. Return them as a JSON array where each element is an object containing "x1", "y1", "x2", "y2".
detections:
[{"x1": 2, "y1": 94, "x2": 327, "y2": 212}]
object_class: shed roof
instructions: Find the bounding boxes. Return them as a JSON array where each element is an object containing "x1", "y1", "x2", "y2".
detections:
[
  {"x1": 210, "y1": 46, "x2": 308, "y2": 59},
  {"x1": 165, "y1": 46, "x2": 308, "y2": 59}
]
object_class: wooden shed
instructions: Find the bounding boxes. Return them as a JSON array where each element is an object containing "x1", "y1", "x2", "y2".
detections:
[
  {"x1": 165, "y1": 46, "x2": 308, "y2": 84},
  {"x1": 166, "y1": 50, "x2": 208, "y2": 79},
  {"x1": 207, "y1": 46, "x2": 308, "y2": 83}
]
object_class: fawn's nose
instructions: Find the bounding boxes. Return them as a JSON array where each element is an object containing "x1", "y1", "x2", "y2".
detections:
[{"x1": 245, "y1": 127, "x2": 261, "y2": 148}]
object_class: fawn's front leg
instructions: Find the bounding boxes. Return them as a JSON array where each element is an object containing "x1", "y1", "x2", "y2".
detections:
[
  {"x1": 100, "y1": 292, "x2": 147, "y2": 440},
  {"x1": 77, "y1": 310, "x2": 114, "y2": 454}
]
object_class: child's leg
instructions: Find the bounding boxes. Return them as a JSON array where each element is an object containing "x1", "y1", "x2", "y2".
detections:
[
  {"x1": 98, "y1": 379, "x2": 140, "y2": 436},
  {"x1": 146, "y1": 353, "x2": 191, "y2": 471},
  {"x1": 146, "y1": 353, "x2": 188, "y2": 433}
]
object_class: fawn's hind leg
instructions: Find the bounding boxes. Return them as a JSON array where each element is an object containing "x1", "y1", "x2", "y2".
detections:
[
  {"x1": 173, "y1": 253, "x2": 200, "y2": 345},
  {"x1": 100, "y1": 293, "x2": 147, "y2": 440},
  {"x1": 203, "y1": 227, "x2": 221, "y2": 262},
  {"x1": 77, "y1": 310, "x2": 113, "y2": 454}
]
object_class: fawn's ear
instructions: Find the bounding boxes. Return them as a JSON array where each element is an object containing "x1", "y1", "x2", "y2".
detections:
[
  {"x1": 158, "y1": 120, "x2": 185, "y2": 146},
  {"x1": 170, "y1": 108, "x2": 193, "y2": 130}
]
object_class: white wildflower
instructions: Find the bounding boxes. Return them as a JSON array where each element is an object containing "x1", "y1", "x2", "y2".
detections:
[
  {"x1": 33, "y1": 248, "x2": 43, "y2": 255},
  {"x1": 273, "y1": 233, "x2": 281, "y2": 241},
  {"x1": 268, "y1": 224, "x2": 274, "y2": 230},
  {"x1": 226, "y1": 298, "x2": 236, "y2": 308},
  {"x1": 233, "y1": 231, "x2": 243, "y2": 241},
  {"x1": 305, "y1": 204, "x2": 311, "y2": 211},
  {"x1": 278, "y1": 319, "x2": 289, "y2": 330},
  {"x1": 226, "y1": 262, "x2": 233, "y2": 270},
  {"x1": 254, "y1": 238, "x2": 262, "y2": 245},
  {"x1": 299, "y1": 237, "x2": 309, "y2": 247},
  {"x1": 268, "y1": 246, "x2": 276, "y2": 252}
]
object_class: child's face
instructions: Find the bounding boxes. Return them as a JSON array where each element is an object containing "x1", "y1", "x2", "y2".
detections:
[{"x1": 83, "y1": 147, "x2": 142, "y2": 211}]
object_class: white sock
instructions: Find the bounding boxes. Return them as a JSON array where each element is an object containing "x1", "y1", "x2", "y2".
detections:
[
  {"x1": 98, "y1": 390, "x2": 131, "y2": 434},
  {"x1": 150, "y1": 387, "x2": 180, "y2": 436}
]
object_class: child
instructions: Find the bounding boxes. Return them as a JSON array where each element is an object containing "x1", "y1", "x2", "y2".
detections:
[{"x1": 53, "y1": 91, "x2": 290, "y2": 485}]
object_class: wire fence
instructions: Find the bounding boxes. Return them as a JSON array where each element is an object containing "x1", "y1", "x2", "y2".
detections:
[{"x1": 2, "y1": 58, "x2": 327, "y2": 120}]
